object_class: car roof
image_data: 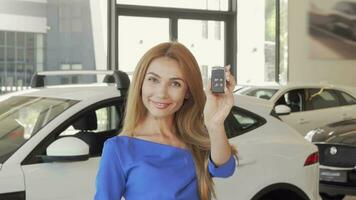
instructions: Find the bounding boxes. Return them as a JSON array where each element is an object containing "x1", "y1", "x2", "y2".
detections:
[
  {"x1": 1, "y1": 84, "x2": 122, "y2": 101},
  {"x1": 240, "y1": 82, "x2": 356, "y2": 97},
  {"x1": 2, "y1": 84, "x2": 273, "y2": 116},
  {"x1": 242, "y1": 82, "x2": 352, "y2": 90},
  {"x1": 234, "y1": 94, "x2": 273, "y2": 115}
]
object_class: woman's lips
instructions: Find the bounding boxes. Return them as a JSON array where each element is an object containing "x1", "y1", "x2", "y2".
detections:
[{"x1": 151, "y1": 100, "x2": 171, "y2": 109}]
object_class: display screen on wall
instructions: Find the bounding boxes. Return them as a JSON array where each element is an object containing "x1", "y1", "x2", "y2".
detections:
[{"x1": 309, "y1": 0, "x2": 356, "y2": 59}]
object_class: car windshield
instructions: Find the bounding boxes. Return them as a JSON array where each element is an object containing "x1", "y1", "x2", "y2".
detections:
[
  {"x1": 239, "y1": 88, "x2": 278, "y2": 100},
  {"x1": 0, "y1": 96, "x2": 78, "y2": 163}
]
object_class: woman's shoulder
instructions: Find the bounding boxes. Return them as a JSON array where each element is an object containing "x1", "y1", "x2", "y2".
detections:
[
  {"x1": 102, "y1": 135, "x2": 136, "y2": 165},
  {"x1": 105, "y1": 134, "x2": 191, "y2": 157},
  {"x1": 105, "y1": 134, "x2": 146, "y2": 153},
  {"x1": 104, "y1": 134, "x2": 131, "y2": 147}
]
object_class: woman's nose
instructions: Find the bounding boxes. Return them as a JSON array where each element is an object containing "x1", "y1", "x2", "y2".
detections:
[{"x1": 156, "y1": 83, "x2": 168, "y2": 98}]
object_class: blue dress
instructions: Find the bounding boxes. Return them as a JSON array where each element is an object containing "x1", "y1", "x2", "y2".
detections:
[{"x1": 94, "y1": 136, "x2": 236, "y2": 200}]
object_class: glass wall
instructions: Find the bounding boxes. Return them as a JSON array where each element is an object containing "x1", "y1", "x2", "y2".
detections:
[
  {"x1": 0, "y1": 0, "x2": 108, "y2": 94},
  {"x1": 264, "y1": 0, "x2": 276, "y2": 82},
  {"x1": 178, "y1": 19, "x2": 225, "y2": 86},
  {"x1": 0, "y1": 31, "x2": 43, "y2": 93},
  {"x1": 279, "y1": 0, "x2": 288, "y2": 84},
  {"x1": 0, "y1": 0, "x2": 288, "y2": 94},
  {"x1": 118, "y1": 16, "x2": 169, "y2": 75},
  {"x1": 116, "y1": 1, "x2": 232, "y2": 86},
  {"x1": 237, "y1": 0, "x2": 288, "y2": 85},
  {"x1": 116, "y1": 0, "x2": 288, "y2": 86}
]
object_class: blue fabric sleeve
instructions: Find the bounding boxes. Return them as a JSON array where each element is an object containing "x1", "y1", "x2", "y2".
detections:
[
  {"x1": 94, "y1": 138, "x2": 126, "y2": 200},
  {"x1": 208, "y1": 154, "x2": 236, "y2": 178}
]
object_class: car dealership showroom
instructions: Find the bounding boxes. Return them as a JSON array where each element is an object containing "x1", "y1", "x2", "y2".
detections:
[{"x1": 2, "y1": 0, "x2": 356, "y2": 200}]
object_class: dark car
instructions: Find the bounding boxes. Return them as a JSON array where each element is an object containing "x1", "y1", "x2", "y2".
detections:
[
  {"x1": 327, "y1": 1, "x2": 356, "y2": 40},
  {"x1": 305, "y1": 119, "x2": 356, "y2": 200},
  {"x1": 309, "y1": 1, "x2": 356, "y2": 40}
]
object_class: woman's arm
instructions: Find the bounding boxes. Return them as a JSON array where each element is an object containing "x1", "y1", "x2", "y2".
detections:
[
  {"x1": 207, "y1": 125, "x2": 232, "y2": 166},
  {"x1": 204, "y1": 65, "x2": 236, "y2": 167}
]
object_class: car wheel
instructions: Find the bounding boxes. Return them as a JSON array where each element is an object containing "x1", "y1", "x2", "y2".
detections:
[{"x1": 320, "y1": 193, "x2": 345, "y2": 200}]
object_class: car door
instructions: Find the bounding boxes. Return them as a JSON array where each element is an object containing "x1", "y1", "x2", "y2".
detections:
[
  {"x1": 21, "y1": 99, "x2": 123, "y2": 200},
  {"x1": 275, "y1": 89, "x2": 313, "y2": 134},
  {"x1": 299, "y1": 88, "x2": 343, "y2": 135},
  {"x1": 275, "y1": 88, "x2": 344, "y2": 135}
]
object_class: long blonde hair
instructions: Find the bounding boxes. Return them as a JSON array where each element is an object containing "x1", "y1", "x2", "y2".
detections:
[{"x1": 121, "y1": 41, "x2": 237, "y2": 200}]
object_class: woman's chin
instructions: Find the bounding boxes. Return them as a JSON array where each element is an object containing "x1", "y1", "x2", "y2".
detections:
[
  {"x1": 147, "y1": 108, "x2": 175, "y2": 119},
  {"x1": 150, "y1": 112, "x2": 172, "y2": 119}
]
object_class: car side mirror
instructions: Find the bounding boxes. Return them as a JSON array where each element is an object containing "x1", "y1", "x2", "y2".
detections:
[
  {"x1": 41, "y1": 137, "x2": 89, "y2": 162},
  {"x1": 274, "y1": 105, "x2": 291, "y2": 115}
]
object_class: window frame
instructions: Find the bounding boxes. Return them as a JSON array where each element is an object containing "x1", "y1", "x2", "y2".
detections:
[
  {"x1": 108, "y1": 0, "x2": 287, "y2": 84},
  {"x1": 107, "y1": 0, "x2": 237, "y2": 78}
]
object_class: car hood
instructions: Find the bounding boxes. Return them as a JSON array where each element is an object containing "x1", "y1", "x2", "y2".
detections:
[{"x1": 312, "y1": 120, "x2": 356, "y2": 145}]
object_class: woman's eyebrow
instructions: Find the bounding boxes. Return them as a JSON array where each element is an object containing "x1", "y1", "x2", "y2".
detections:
[
  {"x1": 146, "y1": 72, "x2": 160, "y2": 77},
  {"x1": 170, "y1": 77, "x2": 185, "y2": 82},
  {"x1": 146, "y1": 72, "x2": 184, "y2": 81}
]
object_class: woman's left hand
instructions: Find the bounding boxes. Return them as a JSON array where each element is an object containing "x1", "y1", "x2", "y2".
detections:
[{"x1": 204, "y1": 65, "x2": 236, "y2": 131}]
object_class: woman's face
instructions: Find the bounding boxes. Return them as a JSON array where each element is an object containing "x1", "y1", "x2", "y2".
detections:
[{"x1": 141, "y1": 57, "x2": 189, "y2": 119}]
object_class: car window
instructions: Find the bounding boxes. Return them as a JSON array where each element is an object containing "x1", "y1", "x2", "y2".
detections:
[
  {"x1": 22, "y1": 98, "x2": 125, "y2": 165},
  {"x1": 58, "y1": 104, "x2": 122, "y2": 157},
  {"x1": 0, "y1": 96, "x2": 78, "y2": 164},
  {"x1": 240, "y1": 88, "x2": 278, "y2": 100},
  {"x1": 275, "y1": 89, "x2": 305, "y2": 113},
  {"x1": 305, "y1": 89, "x2": 340, "y2": 110},
  {"x1": 60, "y1": 105, "x2": 120, "y2": 136},
  {"x1": 224, "y1": 106, "x2": 266, "y2": 139},
  {"x1": 338, "y1": 91, "x2": 356, "y2": 105}
]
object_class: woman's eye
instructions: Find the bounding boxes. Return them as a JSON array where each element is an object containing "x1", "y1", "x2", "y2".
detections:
[
  {"x1": 148, "y1": 77, "x2": 158, "y2": 83},
  {"x1": 171, "y1": 81, "x2": 181, "y2": 87}
]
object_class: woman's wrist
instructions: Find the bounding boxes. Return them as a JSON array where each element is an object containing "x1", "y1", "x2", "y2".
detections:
[{"x1": 206, "y1": 124, "x2": 225, "y2": 135}]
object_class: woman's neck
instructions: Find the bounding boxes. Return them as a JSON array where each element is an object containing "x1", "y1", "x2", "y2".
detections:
[{"x1": 134, "y1": 114, "x2": 177, "y2": 139}]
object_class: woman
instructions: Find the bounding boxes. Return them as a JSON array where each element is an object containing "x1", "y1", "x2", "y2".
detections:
[{"x1": 95, "y1": 42, "x2": 238, "y2": 200}]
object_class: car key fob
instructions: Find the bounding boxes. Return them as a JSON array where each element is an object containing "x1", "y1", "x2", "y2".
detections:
[{"x1": 211, "y1": 66, "x2": 225, "y2": 93}]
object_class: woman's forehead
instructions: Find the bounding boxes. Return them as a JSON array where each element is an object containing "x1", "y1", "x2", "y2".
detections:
[{"x1": 146, "y1": 57, "x2": 185, "y2": 79}]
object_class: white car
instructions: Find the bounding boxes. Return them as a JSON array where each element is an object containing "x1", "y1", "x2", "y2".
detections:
[
  {"x1": 236, "y1": 83, "x2": 356, "y2": 135},
  {"x1": 0, "y1": 71, "x2": 320, "y2": 200}
]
